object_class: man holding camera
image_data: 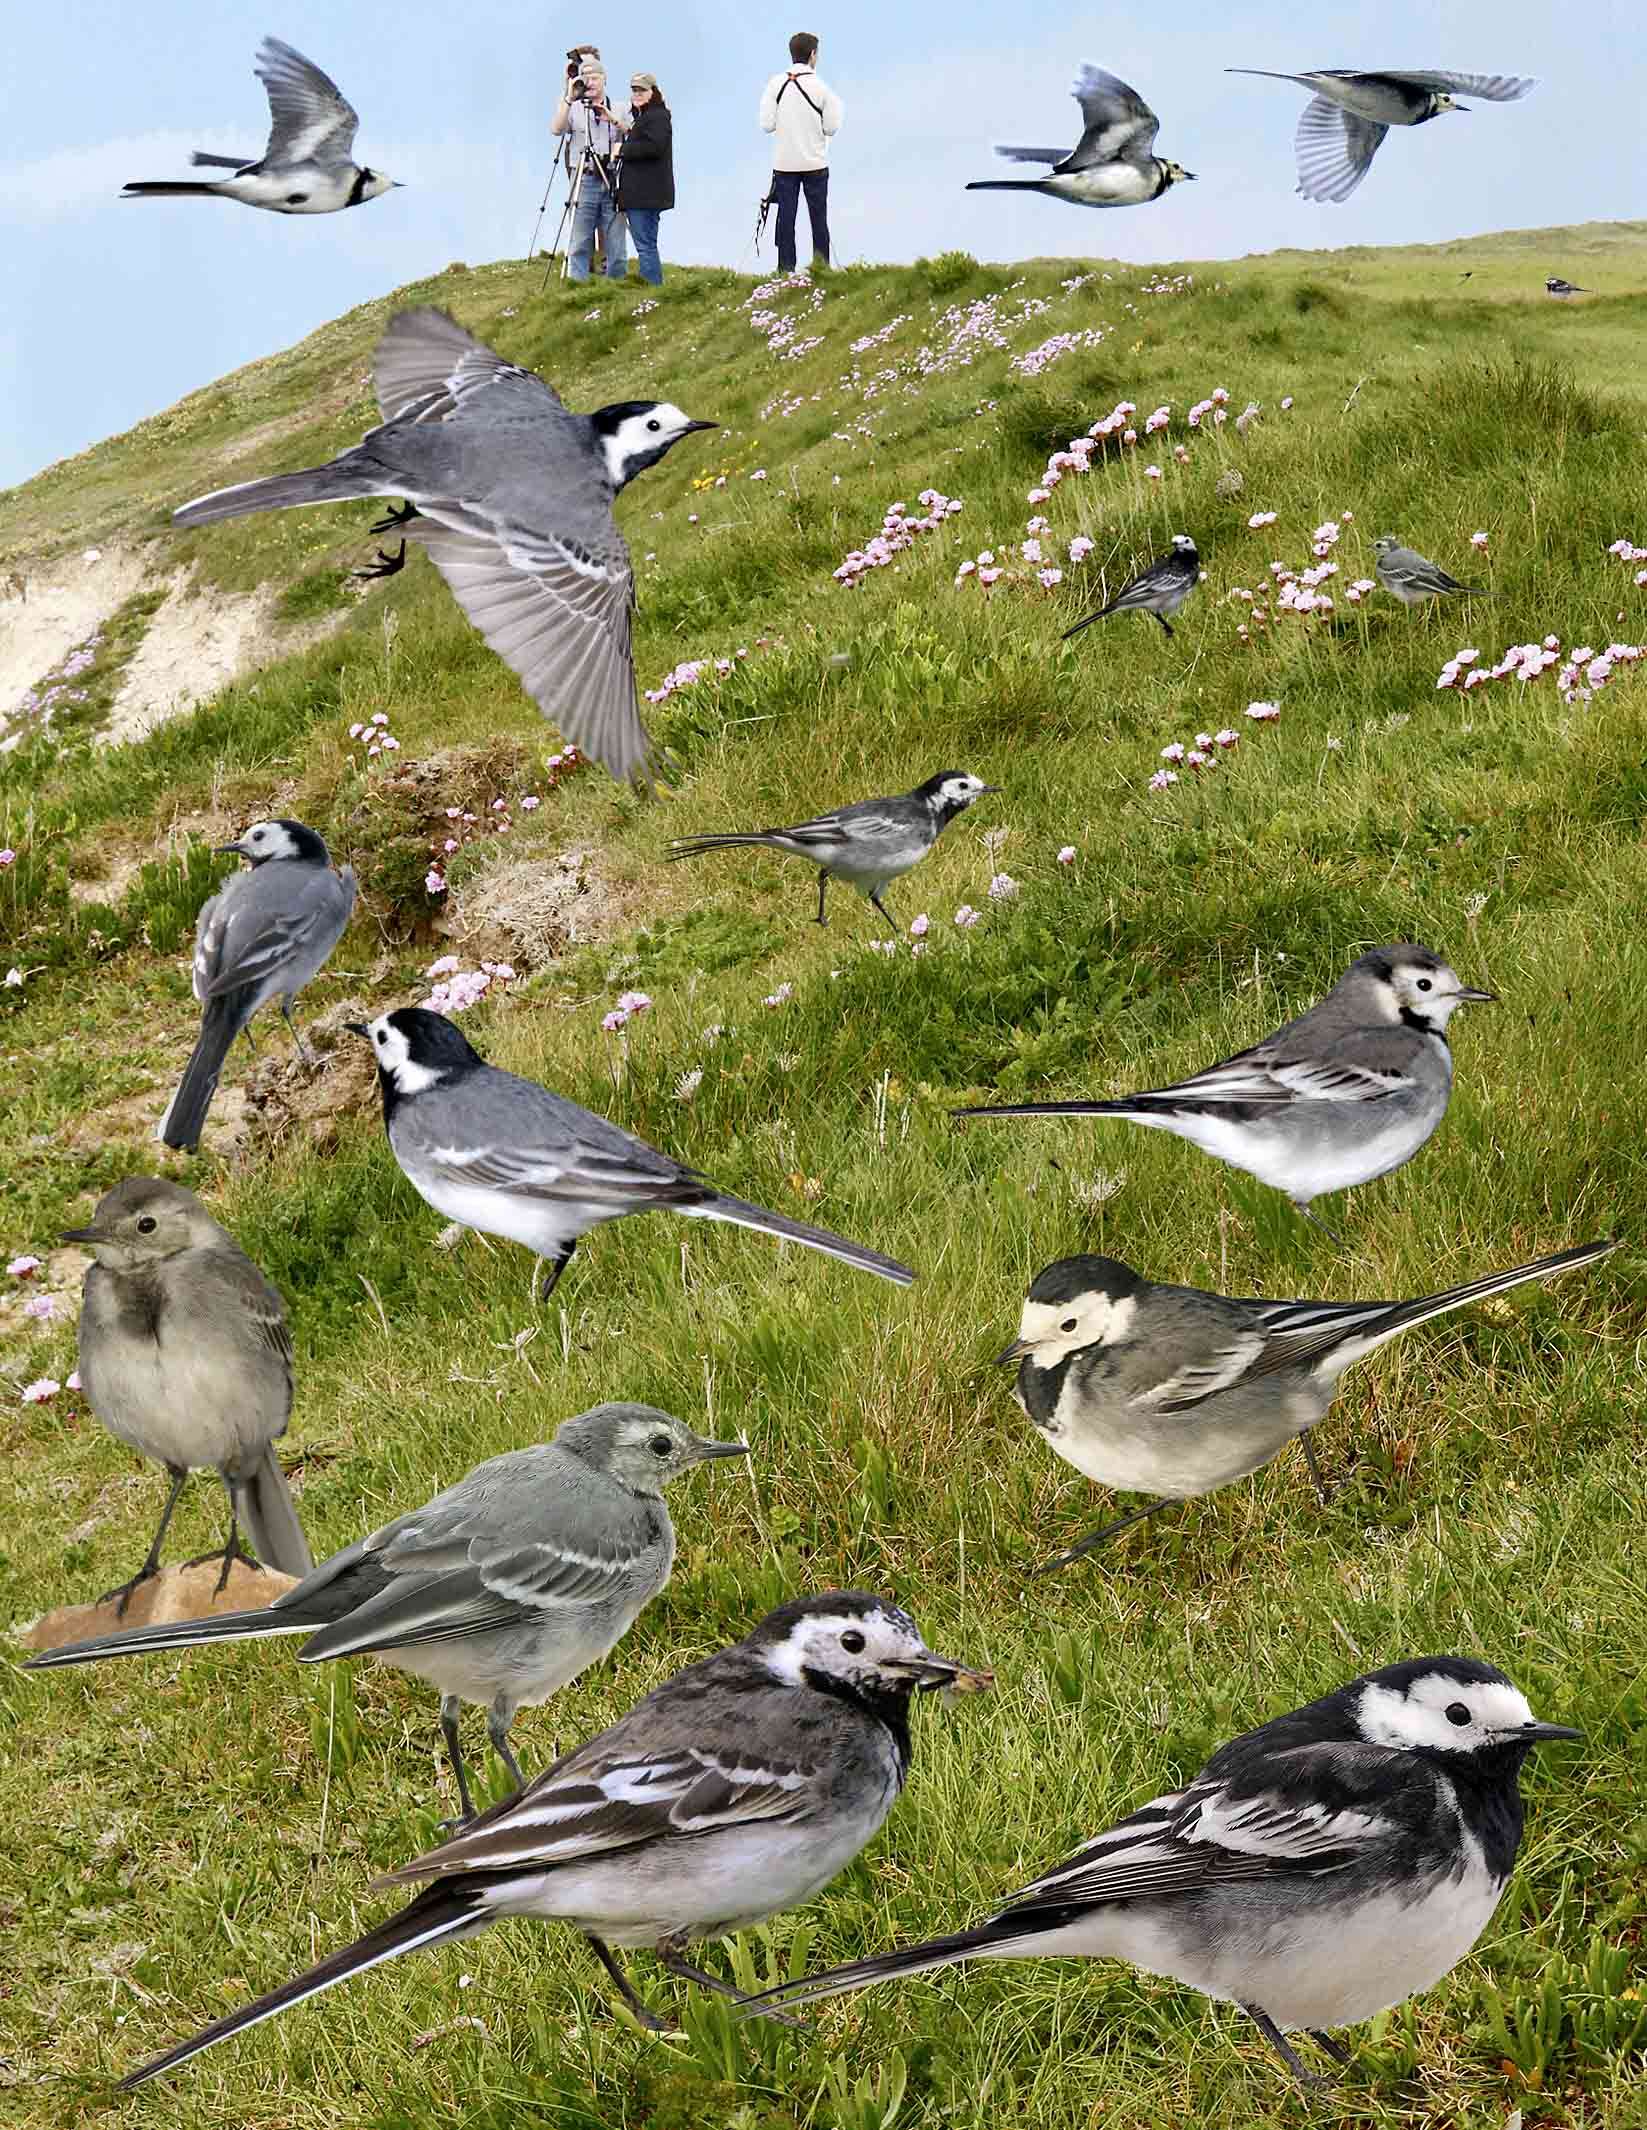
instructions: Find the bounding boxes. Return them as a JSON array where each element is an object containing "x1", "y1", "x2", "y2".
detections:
[
  {"x1": 552, "y1": 49, "x2": 631, "y2": 282},
  {"x1": 759, "y1": 32, "x2": 843, "y2": 274}
]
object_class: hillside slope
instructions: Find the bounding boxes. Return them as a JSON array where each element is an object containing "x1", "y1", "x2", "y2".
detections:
[{"x1": 3, "y1": 226, "x2": 1646, "y2": 2129}]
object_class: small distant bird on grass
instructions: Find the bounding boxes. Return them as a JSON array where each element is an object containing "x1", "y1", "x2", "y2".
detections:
[
  {"x1": 121, "y1": 37, "x2": 399, "y2": 213},
  {"x1": 1063, "y1": 534, "x2": 1200, "y2": 640},
  {"x1": 1373, "y1": 535, "x2": 1486, "y2": 607},
  {"x1": 1226, "y1": 68, "x2": 1536, "y2": 202},
  {"x1": 999, "y1": 1239, "x2": 1617, "y2": 1572},
  {"x1": 352, "y1": 1008, "x2": 916, "y2": 1295},
  {"x1": 158, "y1": 819, "x2": 355, "y2": 1152},
  {"x1": 956, "y1": 944, "x2": 1494, "y2": 1236},
  {"x1": 967, "y1": 65, "x2": 1193, "y2": 209},
  {"x1": 740, "y1": 1657, "x2": 1579, "y2": 2094},
  {"x1": 667, "y1": 772, "x2": 996, "y2": 933},
  {"x1": 1545, "y1": 276, "x2": 1590, "y2": 299}
]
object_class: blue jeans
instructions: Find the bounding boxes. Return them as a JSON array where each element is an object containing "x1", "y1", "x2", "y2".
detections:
[
  {"x1": 626, "y1": 207, "x2": 664, "y2": 285},
  {"x1": 771, "y1": 167, "x2": 829, "y2": 270},
  {"x1": 568, "y1": 180, "x2": 627, "y2": 281}
]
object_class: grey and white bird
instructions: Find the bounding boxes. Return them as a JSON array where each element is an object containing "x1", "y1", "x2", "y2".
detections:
[
  {"x1": 1545, "y1": 276, "x2": 1590, "y2": 299},
  {"x1": 966, "y1": 65, "x2": 1194, "y2": 209},
  {"x1": 999, "y1": 1239, "x2": 1617, "y2": 1572},
  {"x1": 1372, "y1": 535, "x2": 1486, "y2": 607},
  {"x1": 27, "y1": 1404, "x2": 748, "y2": 1822},
  {"x1": 171, "y1": 308, "x2": 716, "y2": 788},
  {"x1": 1225, "y1": 68, "x2": 1536, "y2": 203},
  {"x1": 157, "y1": 818, "x2": 355, "y2": 1153},
  {"x1": 956, "y1": 944, "x2": 1494, "y2": 1234},
  {"x1": 743, "y1": 1656, "x2": 1578, "y2": 2093},
  {"x1": 120, "y1": 37, "x2": 399, "y2": 213},
  {"x1": 667, "y1": 772, "x2": 997, "y2": 933},
  {"x1": 352, "y1": 1007, "x2": 915, "y2": 1295},
  {"x1": 119, "y1": 1592, "x2": 990, "y2": 2081},
  {"x1": 61, "y1": 1178, "x2": 312, "y2": 1613},
  {"x1": 1062, "y1": 534, "x2": 1200, "y2": 640}
]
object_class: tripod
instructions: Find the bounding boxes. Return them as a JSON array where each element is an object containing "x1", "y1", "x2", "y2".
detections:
[
  {"x1": 540, "y1": 144, "x2": 620, "y2": 287},
  {"x1": 525, "y1": 139, "x2": 571, "y2": 263}
]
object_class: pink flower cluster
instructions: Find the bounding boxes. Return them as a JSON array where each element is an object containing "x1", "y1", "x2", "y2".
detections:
[
  {"x1": 423, "y1": 758, "x2": 578, "y2": 896},
  {"x1": 1608, "y1": 536, "x2": 1647, "y2": 588},
  {"x1": 1139, "y1": 273, "x2": 1195, "y2": 296},
  {"x1": 420, "y1": 956, "x2": 516, "y2": 1014},
  {"x1": 645, "y1": 639, "x2": 776, "y2": 705},
  {"x1": 601, "y1": 990, "x2": 653, "y2": 1034},
  {"x1": 12, "y1": 629, "x2": 101, "y2": 729},
  {"x1": 1435, "y1": 635, "x2": 1643, "y2": 706},
  {"x1": 743, "y1": 274, "x2": 826, "y2": 361},
  {"x1": 1227, "y1": 520, "x2": 1361, "y2": 637},
  {"x1": 1147, "y1": 710, "x2": 1273, "y2": 792},
  {"x1": 849, "y1": 316, "x2": 909, "y2": 355},
  {"x1": 347, "y1": 710, "x2": 401, "y2": 762},
  {"x1": 833, "y1": 492, "x2": 964, "y2": 588},
  {"x1": 1009, "y1": 327, "x2": 1108, "y2": 379}
]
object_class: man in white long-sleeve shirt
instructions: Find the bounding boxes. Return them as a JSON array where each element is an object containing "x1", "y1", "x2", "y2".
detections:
[{"x1": 759, "y1": 31, "x2": 843, "y2": 273}]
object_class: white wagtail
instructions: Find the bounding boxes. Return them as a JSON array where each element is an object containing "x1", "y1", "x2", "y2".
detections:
[
  {"x1": 966, "y1": 64, "x2": 1193, "y2": 209},
  {"x1": 351, "y1": 1007, "x2": 915, "y2": 1295},
  {"x1": 1373, "y1": 535, "x2": 1487, "y2": 608},
  {"x1": 172, "y1": 308, "x2": 714, "y2": 789},
  {"x1": 1545, "y1": 276, "x2": 1590, "y2": 299},
  {"x1": 957, "y1": 944, "x2": 1494, "y2": 1236},
  {"x1": 1062, "y1": 534, "x2": 1200, "y2": 640},
  {"x1": 667, "y1": 772, "x2": 997, "y2": 934},
  {"x1": 28, "y1": 1405, "x2": 747, "y2": 1821},
  {"x1": 121, "y1": 37, "x2": 399, "y2": 213},
  {"x1": 157, "y1": 818, "x2": 355, "y2": 1153},
  {"x1": 999, "y1": 1239, "x2": 1617, "y2": 1573},
  {"x1": 743, "y1": 1656, "x2": 1579, "y2": 2092},
  {"x1": 120, "y1": 1592, "x2": 990, "y2": 2081},
  {"x1": 60, "y1": 1178, "x2": 313, "y2": 1612},
  {"x1": 1226, "y1": 68, "x2": 1535, "y2": 202}
]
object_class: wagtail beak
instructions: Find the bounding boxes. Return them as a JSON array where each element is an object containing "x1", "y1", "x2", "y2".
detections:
[
  {"x1": 894, "y1": 1652, "x2": 995, "y2": 1693},
  {"x1": 684, "y1": 419, "x2": 719, "y2": 434},
  {"x1": 697, "y1": 1438, "x2": 752, "y2": 1460},
  {"x1": 994, "y1": 1337, "x2": 1031, "y2": 1367},
  {"x1": 61, "y1": 1225, "x2": 104, "y2": 1245},
  {"x1": 1523, "y1": 1720, "x2": 1582, "y2": 1742},
  {"x1": 214, "y1": 841, "x2": 247, "y2": 857},
  {"x1": 343, "y1": 1020, "x2": 372, "y2": 1038},
  {"x1": 1458, "y1": 985, "x2": 1497, "y2": 1004},
  {"x1": 978, "y1": 785, "x2": 1003, "y2": 795}
]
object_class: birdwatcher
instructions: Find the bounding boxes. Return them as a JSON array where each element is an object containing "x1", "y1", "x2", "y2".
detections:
[
  {"x1": 552, "y1": 53, "x2": 631, "y2": 281},
  {"x1": 759, "y1": 31, "x2": 843, "y2": 273}
]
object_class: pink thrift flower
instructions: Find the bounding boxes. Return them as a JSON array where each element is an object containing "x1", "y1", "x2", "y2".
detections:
[
  {"x1": 763, "y1": 983, "x2": 794, "y2": 1007},
  {"x1": 424, "y1": 870, "x2": 446, "y2": 894},
  {"x1": 21, "y1": 1378, "x2": 60, "y2": 1404},
  {"x1": 1471, "y1": 531, "x2": 1489, "y2": 551},
  {"x1": 1038, "y1": 568, "x2": 1063, "y2": 589},
  {"x1": 1057, "y1": 845, "x2": 1077, "y2": 864},
  {"x1": 67, "y1": 1370, "x2": 82, "y2": 1392},
  {"x1": 954, "y1": 905, "x2": 981, "y2": 928},
  {"x1": 23, "y1": 1294, "x2": 56, "y2": 1321},
  {"x1": 1161, "y1": 742, "x2": 1186, "y2": 762},
  {"x1": 8, "y1": 1255, "x2": 42, "y2": 1277},
  {"x1": 1214, "y1": 729, "x2": 1238, "y2": 749},
  {"x1": 1021, "y1": 538, "x2": 1044, "y2": 564},
  {"x1": 0, "y1": 850, "x2": 15, "y2": 868},
  {"x1": 425, "y1": 955, "x2": 462, "y2": 977},
  {"x1": 987, "y1": 873, "x2": 1019, "y2": 902},
  {"x1": 1245, "y1": 701, "x2": 1281, "y2": 722},
  {"x1": 601, "y1": 1009, "x2": 629, "y2": 1033},
  {"x1": 1148, "y1": 769, "x2": 1179, "y2": 790},
  {"x1": 1145, "y1": 465, "x2": 1163, "y2": 482},
  {"x1": 1068, "y1": 535, "x2": 1095, "y2": 563},
  {"x1": 616, "y1": 991, "x2": 653, "y2": 1016},
  {"x1": 1248, "y1": 512, "x2": 1276, "y2": 529},
  {"x1": 909, "y1": 914, "x2": 930, "y2": 937}
]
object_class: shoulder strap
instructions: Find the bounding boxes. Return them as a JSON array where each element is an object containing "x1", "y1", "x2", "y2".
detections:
[{"x1": 776, "y1": 73, "x2": 824, "y2": 117}]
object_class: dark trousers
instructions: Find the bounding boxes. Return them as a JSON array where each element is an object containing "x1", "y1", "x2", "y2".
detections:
[{"x1": 771, "y1": 167, "x2": 830, "y2": 270}]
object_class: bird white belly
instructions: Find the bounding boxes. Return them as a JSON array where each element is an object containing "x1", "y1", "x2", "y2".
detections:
[
  {"x1": 1143, "y1": 1102, "x2": 1439, "y2": 1199},
  {"x1": 1049, "y1": 168, "x2": 1152, "y2": 208},
  {"x1": 400, "y1": 1170, "x2": 590, "y2": 1260},
  {"x1": 1047, "y1": 1406, "x2": 1301, "y2": 1498},
  {"x1": 88, "y1": 1340, "x2": 268, "y2": 1472}
]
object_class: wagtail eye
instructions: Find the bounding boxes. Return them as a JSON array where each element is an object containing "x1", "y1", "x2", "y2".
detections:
[
  {"x1": 1445, "y1": 1702, "x2": 1471, "y2": 1726},
  {"x1": 840, "y1": 1629, "x2": 866, "y2": 1654}
]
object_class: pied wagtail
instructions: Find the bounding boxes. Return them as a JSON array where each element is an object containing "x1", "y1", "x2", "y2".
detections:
[
  {"x1": 172, "y1": 308, "x2": 716, "y2": 788},
  {"x1": 1545, "y1": 276, "x2": 1589, "y2": 299},
  {"x1": 1062, "y1": 534, "x2": 1200, "y2": 640},
  {"x1": 121, "y1": 37, "x2": 399, "y2": 213},
  {"x1": 28, "y1": 1405, "x2": 747, "y2": 1821},
  {"x1": 1226, "y1": 68, "x2": 1536, "y2": 202},
  {"x1": 743, "y1": 1656, "x2": 1579, "y2": 2092},
  {"x1": 1373, "y1": 535, "x2": 1487, "y2": 606},
  {"x1": 157, "y1": 818, "x2": 355, "y2": 1152},
  {"x1": 967, "y1": 64, "x2": 1194, "y2": 209},
  {"x1": 668, "y1": 772, "x2": 996, "y2": 933},
  {"x1": 118, "y1": 1592, "x2": 990, "y2": 2080},
  {"x1": 60, "y1": 1178, "x2": 313, "y2": 1611},
  {"x1": 957, "y1": 943, "x2": 1494, "y2": 1237},
  {"x1": 352, "y1": 1007, "x2": 915, "y2": 1294},
  {"x1": 1000, "y1": 1239, "x2": 1617, "y2": 1572}
]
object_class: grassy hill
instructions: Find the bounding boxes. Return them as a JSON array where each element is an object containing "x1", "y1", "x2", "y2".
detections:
[{"x1": 3, "y1": 222, "x2": 1646, "y2": 2129}]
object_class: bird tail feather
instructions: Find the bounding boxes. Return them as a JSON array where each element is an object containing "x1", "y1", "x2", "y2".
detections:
[
  {"x1": 238, "y1": 1444, "x2": 314, "y2": 1580},
  {"x1": 121, "y1": 1882, "x2": 489, "y2": 2089},
  {"x1": 740, "y1": 1925, "x2": 1003, "y2": 2015},
  {"x1": 156, "y1": 996, "x2": 244, "y2": 1151},
  {"x1": 173, "y1": 460, "x2": 385, "y2": 529},
  {"x1": 121, "y1": 181, "x2": 228, "y2": 200},
  {"x1": 693, "y1": 1193, "x2": 915, "y2": 1287},
  {"x1": 964, "y1": 180, "x2": 1049, "y2": 193},
  {"x1": 23, "y1": 1602, "x2": 315, "y2": 1670},
  {"x1": 190, "y1": 151, "x2": 253, "y2": 169},
  {"x1": 665, "y1": 833, "x2": 787, "y2": 861},
  {"x1": 1348, "y1": 1239, "x2": 1618, "y2": 1356},
  {"x1": 1060, "y1": 601, "x2": 1119, "y2": 641},
  {"x1": 954, "y1": 1098, "x2": 1130, "y2": 1120}
]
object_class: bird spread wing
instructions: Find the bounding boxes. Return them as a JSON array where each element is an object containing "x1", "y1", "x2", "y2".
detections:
[
  {"x1": 996, "y1": 1745, "x2": 1408, "y2": 1921},
  {"x1": 1294, "y1": 95, "x2": 1387, "y2": 202},
  {"x1": 1385, "y1": 71, "x2": 1537, "y2": 102},
  {"x1": 405, "y1": 516, "x2": 653, "y2": 789},
  {"x1": 1065, "y1": 65, "x2": 1160, "y2": 170},
  {"x1": 382, "y1": 1742, "x2": 818, "y2": 1881},
  {"x1": 255, "y1": 37, "x2": 359, "y2": 166},
  {"x1": 192, "y1": 872, "x2": 342, "y2": 1003},
  {"x1": 371, "y1": 308, "x2": 568, "y2": 428},
  {"x1": 990, "y1": 144, "x2": 1068, "y2": 165}
]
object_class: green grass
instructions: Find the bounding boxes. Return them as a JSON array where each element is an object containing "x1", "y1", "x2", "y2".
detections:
[{"x1": 2, "y1": 221, "x2": 1646, "y2": 2129}]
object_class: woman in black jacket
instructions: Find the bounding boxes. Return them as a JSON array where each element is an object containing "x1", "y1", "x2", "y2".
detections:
[{"x1": 617, "y1": 74, "x2": 674, "y2": 286}]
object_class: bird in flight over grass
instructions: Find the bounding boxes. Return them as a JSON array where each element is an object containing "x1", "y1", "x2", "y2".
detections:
[
  {"x1": 967, "y1": 65, "x2": 1193, "y2": 208},
  {"x1": 1226, "y1": 68, "x2": 1535, "y2": 202}
]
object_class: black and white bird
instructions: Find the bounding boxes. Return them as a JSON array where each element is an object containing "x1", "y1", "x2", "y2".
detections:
[
  {"x1": 966, "y1": 65, "x2": 1193, "y2": 209},
  {"x1": 119, "y1": 1593, "x2": 990, "y2": 2081},
  {"x1": 1373, "y1": 536, "x2": 1486, "y2": 607},
  {"x1": 999, "y1": 1240, "x2": 1617, "y2": 1572},
  {"x1": 352, "y1": 1008, "x2": 915, "y2": 1295},
  {"x1": 957, "y1": 944, "x2": 1494, "y2": 1235},
  {"x1": 121, "y1": 37, "x2": 399, "y2": 213},
  {"x1": 1226, "y1": 68, "x2": 1536, "y2": 203},
  {"x1": 61, "y1": 1178, "x2": 312, "y2": 1611},
  {"x1": 667, "y1": 772, "x2": 997, "y2": 933},
  {"x1": 1545, "y1": 276, "x2": 1590, "y2": 300},
  {"x1": 28, "y1": 1405, "x2": 748, "y2": 1822},
  {"x1": 171, "y1": 308, "x2": 716, "y2": 788},
  {"x1": 742, "y1": 1656, "x2": 1579, "y2": 2092},
  {"x1": 158, "y1": 819, "x2": 355, "y2": 1152},
  {"x1": 1062, "y1": 535, "x2": 1200, "y2": 640}
]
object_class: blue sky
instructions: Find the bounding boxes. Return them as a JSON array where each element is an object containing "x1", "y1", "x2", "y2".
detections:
[{"x1": 2, "y1": 0, "x2": 1640, "y2": 492}]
